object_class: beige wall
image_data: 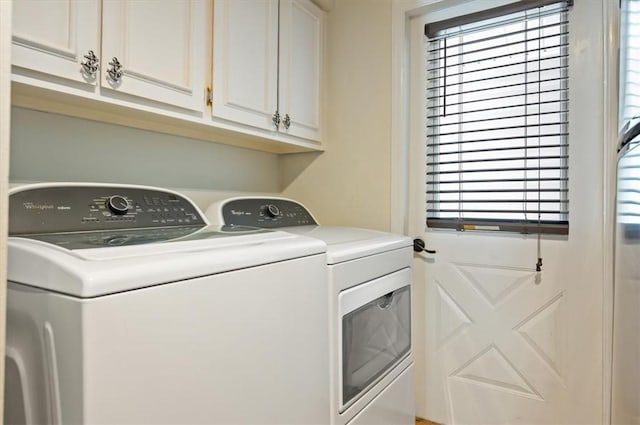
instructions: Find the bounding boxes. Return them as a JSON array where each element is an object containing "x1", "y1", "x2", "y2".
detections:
[
  {"x1": 11, "y1": 107, "x2": 280, "y2": 193},
  {"x1": 280, "y1": 0, "x2": 393, "y2": 231}
]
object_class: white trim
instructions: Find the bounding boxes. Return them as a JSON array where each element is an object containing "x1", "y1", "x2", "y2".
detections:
[
  {"x1": 390, "y1": 0, "x2": 411, "y2": 234},
  {"x1": 391, "y1": 0, "x2": 437, "y2": 234},
  {"x1": 390, "y1": 0, "x2": 455, "y2": 233},
  {"x1": 602, "y1": 1, "x2": 619, "y2": 424},
  {"x1": 0, "y1": 0, "x2": 11, "y2": 419}
]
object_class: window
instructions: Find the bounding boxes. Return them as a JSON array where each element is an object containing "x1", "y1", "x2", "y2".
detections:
[
  {"x1": 425, "y1": 1, "x2": 571, "y2": 234},
  {"x1": 620, "y1": 0, "x2": 640, "y2": 126}
]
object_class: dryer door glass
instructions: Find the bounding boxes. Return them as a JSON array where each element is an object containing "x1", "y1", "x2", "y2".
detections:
[{"x1": 341, "y1": 285, "x2": 411, "y2": 406}]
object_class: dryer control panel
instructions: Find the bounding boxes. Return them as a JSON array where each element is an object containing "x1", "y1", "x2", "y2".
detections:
[
  {"x1": 9, "y1": 185, "x2": 206, "y2": 235},
  {"x1": 219, "y1": 198, "x2": 317, "y2": 228}
]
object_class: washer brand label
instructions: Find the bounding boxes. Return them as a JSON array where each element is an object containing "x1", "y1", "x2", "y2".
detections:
[
  {"x1": 22, "y1": 203, "x2": 72, "y2": 211},
  {"x1": 23, "y1": 202, "x2": 54, "y2": 210},
  {"x1": 230, "y1": 209, "x2": 251, "y2": 216}
]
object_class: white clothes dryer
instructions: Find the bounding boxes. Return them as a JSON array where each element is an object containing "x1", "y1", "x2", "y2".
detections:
[
  {"x1": 4, "y1": 184, "x2": 330, "y2": 425},
  {"x1": 206, "y1": 197, "x2": 415, "y2": 425}
]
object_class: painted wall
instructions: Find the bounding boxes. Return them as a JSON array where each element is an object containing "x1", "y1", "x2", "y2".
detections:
[
  {"x1": 10, "y1": 107, "x2": 280, "y2": 194},
  {"x1": 11, "y1": 0, "x2": 396, "y2": 231},
  {"x1": 280, "y1": 0, "x2": 393, "y2": 231}
]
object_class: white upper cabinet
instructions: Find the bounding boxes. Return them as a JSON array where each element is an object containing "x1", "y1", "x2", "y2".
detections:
[
  {"x1": 12, "y1": 0, "x2": 101, "y2": 85},
  {"x1": 212, "y1": 0, "x2": 279, "y2": 130},
  {"x1": 13, "y1": 0, "x2": 206, "y2": 112},
  {"x1": 279, "y1": 0, "x2": 323, "y2": 141},
  {"x1": 101, "y1": 0, "x2": 206, "y2": 112},
  {"x1": 10, "y1": 0, "x2": 324, "y2": 152},
  {"x1": 212, "y1": 0, "x2": 324, "y2": 142}
]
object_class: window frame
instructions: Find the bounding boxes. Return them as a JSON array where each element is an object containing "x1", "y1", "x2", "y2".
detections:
[{"x1": 424, "y1": 1, "x2": 571, "y2": 235}]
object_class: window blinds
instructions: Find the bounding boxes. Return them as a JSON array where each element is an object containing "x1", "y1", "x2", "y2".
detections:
[
  {"x1": 618, "y1": 141, "x2": 640, "y2": 236},
  {"x1": 620, "y1": 0, "x2": 640, "y2": 126},
  {"x1": 425, "y1": 1, "x2": 570, "y2": 235}
]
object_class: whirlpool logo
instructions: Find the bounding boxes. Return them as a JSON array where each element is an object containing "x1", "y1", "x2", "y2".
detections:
[{"x1": 23, "y1": 202, "x2": 54, "y2": 210}]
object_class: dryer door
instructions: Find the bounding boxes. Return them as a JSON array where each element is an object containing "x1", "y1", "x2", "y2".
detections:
[{"x1": 338, "y1": 268, "x2": 411, "y2": 411}]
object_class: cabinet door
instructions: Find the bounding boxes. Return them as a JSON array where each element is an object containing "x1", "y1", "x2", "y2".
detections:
[
  {"x1": 212, "y1": 0, "x2": 279, "y2": 131},
  {"x1": 278, "y1": 0, "x2": 323, "y2": 142},
  {"x1": 12, "y1": 0, "x2": 100, "y2": 85},
  {"x1": 101, "y1": 0, "x2": 206, "y2": 112}
]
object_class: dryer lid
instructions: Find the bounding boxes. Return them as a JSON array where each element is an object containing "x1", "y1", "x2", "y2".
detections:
[
  {"x1": 273, "y1": 226, "x2": 411, "y2": 264},
  {"x1": 205, "y1": 196, "x2": 412, "y2": 264}
]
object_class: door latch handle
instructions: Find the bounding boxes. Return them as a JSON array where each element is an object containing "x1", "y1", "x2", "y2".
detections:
[{"x1": 413, "y1": 238, "x2": 436, "y2": 254}]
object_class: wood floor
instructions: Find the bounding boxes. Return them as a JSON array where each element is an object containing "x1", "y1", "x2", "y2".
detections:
[{"x1": 415, "y1": 418, "x2": 440, "y2": 425}]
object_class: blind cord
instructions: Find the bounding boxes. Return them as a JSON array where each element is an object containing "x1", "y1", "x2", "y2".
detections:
[
  {"x1": 456, "y1": 36, "x2": 464, "y2": 228},
  {"x1": 443, "y1": 38, "x2": 448, "y2": 117},
  {"x1": 524, "y1": 14, "x2": 530, "y2": 233},
  {"x1": 536, "y1": 7, "x2": 543, "y2": 273}
]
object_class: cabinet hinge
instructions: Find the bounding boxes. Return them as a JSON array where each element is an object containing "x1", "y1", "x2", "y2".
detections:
[{"x1": 206, "y1": 87, "x2": 213, "y2": 106}]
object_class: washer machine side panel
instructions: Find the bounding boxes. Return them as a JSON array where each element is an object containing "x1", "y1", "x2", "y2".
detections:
[
  {"x1": 80, "y1": 254, "x2": 329, "y2": 425},
  {"x1": 5, "y1": 283, "x2": 85, "y2": 425}
]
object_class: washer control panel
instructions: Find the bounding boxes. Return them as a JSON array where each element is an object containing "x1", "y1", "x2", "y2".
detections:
[
  {"x1": 10, "y1": 185, "x2": 206, "y2": 235},
  {"x1": 221, "y1": 198, "x2": 317, "y2": 228}
]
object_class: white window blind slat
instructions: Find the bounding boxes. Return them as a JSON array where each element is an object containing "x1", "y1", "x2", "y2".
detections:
[
  {"x1": 425, "y1": 2, "x2": 570, "y2": 234},
  {"x1": 620, "y1": 0, "x2": 640, "y2": 125}
]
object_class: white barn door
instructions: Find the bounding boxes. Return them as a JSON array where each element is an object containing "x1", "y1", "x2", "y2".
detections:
[{"x1": 407, "y1": 2, "x2": 606, "y2": 424}]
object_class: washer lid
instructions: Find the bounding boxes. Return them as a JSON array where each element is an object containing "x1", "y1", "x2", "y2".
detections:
[
  {"x1": 20, "y1": 224, "x2": 260, "y2": 251},
  {"x1": 8, "y1": 226, "x2": 326, "y2": 298},
  {"x1": 281, "y1": 226, "x2": 411, "y2": 264}
]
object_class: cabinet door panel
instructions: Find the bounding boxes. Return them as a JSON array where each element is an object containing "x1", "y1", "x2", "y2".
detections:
[
  {"x1": 12, "y1": 0, "x2": 100, "y2": 85},
  {"x1": 212, "y1": 0, "x2": 279, "y2": 131},
  {"x1": 101, "y1": 0, "x2": 206, "y2": 112},
  {"x1": 279, "y1": 0, "x2": 323, "y2": 141}
]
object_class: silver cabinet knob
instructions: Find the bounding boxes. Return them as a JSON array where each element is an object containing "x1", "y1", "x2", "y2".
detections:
[
  {"x1": 81, "y1": 50, "x2": 99, "y2": 77},
  {"x1": 272, "y1": 111, "x2": 281, "y2": 128},
  {"x1": 283, "y1": 114, "x2": 291, "y2": 130},
  {"x1": 106, "y1": 57, "x2": 123, "y2": 83}
]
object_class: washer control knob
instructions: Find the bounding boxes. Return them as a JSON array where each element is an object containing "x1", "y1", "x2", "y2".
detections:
[
  {"x1": 264, "y1": 204, "x2": 280, "y2": 218},
  {"x1": 106, "y1": 195, "x2": 129, "y2": 215}
]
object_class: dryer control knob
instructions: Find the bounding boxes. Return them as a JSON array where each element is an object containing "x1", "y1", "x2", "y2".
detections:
[
  {"x1": 106, "y1": 195, "x2": 129, "y2": 215},
  {"x1": 264, "y1": 204, "x2": 280, "y2": 218}
]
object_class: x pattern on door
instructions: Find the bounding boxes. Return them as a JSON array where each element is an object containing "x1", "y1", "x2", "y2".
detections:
[{"x1": 431, "y1": 261, "x2": 567, "y2": 423}]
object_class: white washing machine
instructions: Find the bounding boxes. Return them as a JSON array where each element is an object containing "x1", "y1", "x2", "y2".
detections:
[
  {"x1": 206, "y1": 197, "x2": 415, "y2": 425},
  {"x1": 4, "y1": 183, "x2": 330, "y2": 425}
]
